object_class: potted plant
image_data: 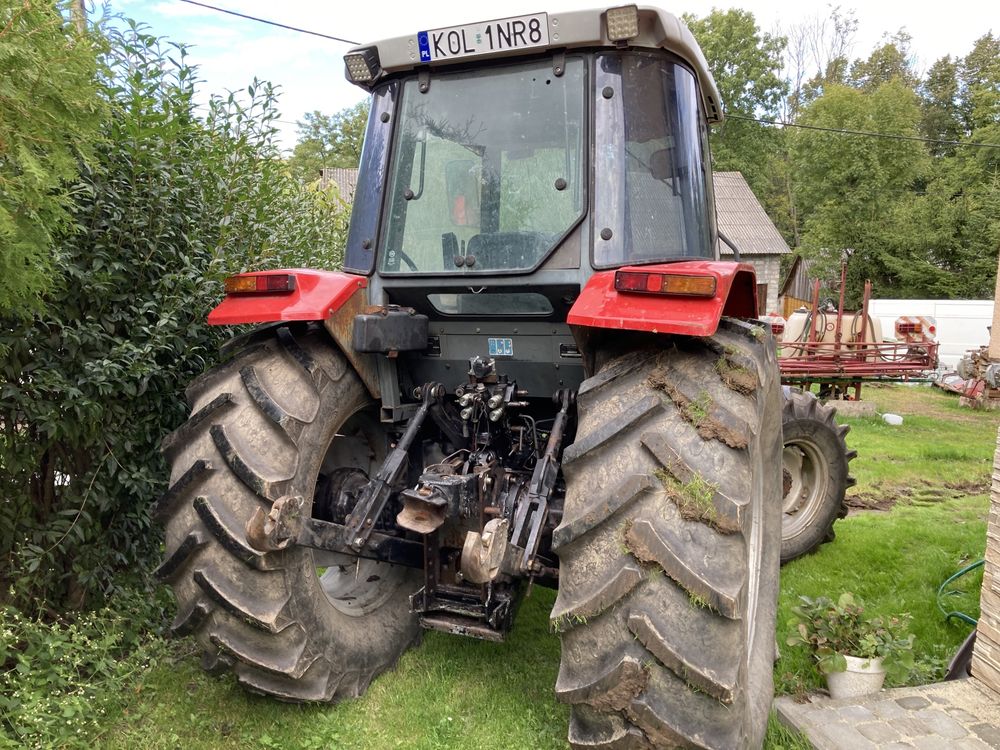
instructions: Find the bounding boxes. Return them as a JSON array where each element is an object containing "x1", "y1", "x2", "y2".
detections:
[{"x1": 786, "y1": 592, "x2": 915, "y2": 699}]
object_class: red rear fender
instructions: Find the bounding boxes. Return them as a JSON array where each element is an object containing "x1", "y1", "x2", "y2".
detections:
[
  {"x1": 207, "y1": 269, "x2": 368, "y2": 325},
  {"x1": 567, "y1": 261, "x2": 758, "y2": 338}
]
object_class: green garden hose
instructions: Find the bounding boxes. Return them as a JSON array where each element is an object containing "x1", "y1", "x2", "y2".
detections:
[{"x1": 937, "y1": 559, "x2": 985, "y2": 626}]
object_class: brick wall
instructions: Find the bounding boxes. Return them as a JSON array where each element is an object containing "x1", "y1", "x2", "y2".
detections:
[
  {"x1": 722, "y1": 255, "x2": 781, "y2": 316},
  {"x1": 753, "y1": 256, "x2": 782, "y2": 315}
]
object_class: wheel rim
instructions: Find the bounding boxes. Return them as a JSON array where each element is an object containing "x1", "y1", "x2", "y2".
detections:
[
  {"x1": 781, "y1": 439, "x2": 830, "y2": 537},
  {"x1": 311, "y1": 407, "x2": 409, "y2": 618}
]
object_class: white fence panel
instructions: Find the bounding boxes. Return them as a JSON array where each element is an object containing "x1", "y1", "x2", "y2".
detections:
[{"x1": 868, "y1": 299, "x2": 993, "y2": 369}]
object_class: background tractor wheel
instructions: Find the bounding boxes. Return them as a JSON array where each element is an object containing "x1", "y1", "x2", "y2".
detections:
[
  {"x1": 154, "y1": 324, "x2": 421, "y2": 701},
  {"x1": 551, "y1": 319, "x2": 783, "y2": 749},
  {"x1": 780, "y1": 388, "x2": 856, "y2": 564}
]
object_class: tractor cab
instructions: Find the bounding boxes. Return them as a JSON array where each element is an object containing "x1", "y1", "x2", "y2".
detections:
[
  {"x1": 336, "y1": 5, "x2": 751, "y2": 413},
  {"x1": 344, "y1": 6, "x2": 721, "y2": 279}
]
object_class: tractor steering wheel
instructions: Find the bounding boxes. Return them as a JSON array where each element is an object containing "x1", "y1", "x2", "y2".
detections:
[{"x1": 398, "y1": 251, "x2": 418, "y2": 272}]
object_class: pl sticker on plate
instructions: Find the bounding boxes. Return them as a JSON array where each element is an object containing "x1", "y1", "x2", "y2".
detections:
[{"x1": 488, "y1": 337, "x2": 514, "y2": 357}]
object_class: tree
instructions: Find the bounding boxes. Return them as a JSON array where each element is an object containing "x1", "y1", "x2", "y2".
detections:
[
  {"x1": 0, "y1": 0, "x2": 105, "y2": 317},
  {"x1": 784, "y1": 6, "x2": 858, "y2": 115},
  {"x1": 959, "y1": 33, "x2": 1000, "y2": 133},
  {"x1": 790, "y1": 81, "x2": 929, "y2": 301},
  {"x1": 287, "y1": 100, "x2": 370, "y2": 183},
  {"x1": 848, "y1": 31, "x2": 918, "y2": 92},
  {"x1": 919, "y1": 56, "x2": 963, "y2": 155},
  {"x1": 886, "y1": 119, "x2": 1000, "y2": 299},
  {"x1": 684, "y1": 9, "x2": 789, "y2": 239}
]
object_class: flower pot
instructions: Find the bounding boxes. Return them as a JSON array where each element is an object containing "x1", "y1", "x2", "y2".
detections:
[{"x1": 826, "y1": 655, "x2": 886, "y2": 699}]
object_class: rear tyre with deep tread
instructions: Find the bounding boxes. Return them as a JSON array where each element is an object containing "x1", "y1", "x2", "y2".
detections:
[
  {"x1": 154, "y1": 324, "x2": 421, "y2": 702},
  {"x1": 552, "y1": 319, "x2": 783, "y2": 750},
  {"x1": 780, "y1": 389, "x2": 855, "y2": 564}
]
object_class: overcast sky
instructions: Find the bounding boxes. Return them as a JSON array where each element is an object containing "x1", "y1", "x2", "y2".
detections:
[{"x1": 108, "y1": 0, "x2": 997, "y2": 150}]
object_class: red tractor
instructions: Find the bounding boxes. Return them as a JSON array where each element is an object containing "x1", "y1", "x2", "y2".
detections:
[{"x1": 156, "y1": 7, "x2": 784, "y2": 748}]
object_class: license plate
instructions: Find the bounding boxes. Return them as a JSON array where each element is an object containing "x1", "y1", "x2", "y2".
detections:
[
  {"x1": 417, "y1": 13, "x2": 549, "y2": 63},
  {"x1": 488, "y1": 337, "x2": 514, "y2": 357}
]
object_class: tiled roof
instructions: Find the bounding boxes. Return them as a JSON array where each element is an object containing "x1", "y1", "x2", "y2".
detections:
[
  {"x1": 319, "y1": 167, "x2": 359, "y2": 203},
  {"x1": 713, "y1": 171, "x2": 790, "y2": 257}
]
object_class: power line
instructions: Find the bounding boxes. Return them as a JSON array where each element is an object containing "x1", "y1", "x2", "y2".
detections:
[
  {"x1": 175, "y1": 0, "x2": 359, "y2": 45},
  {"x1": 168, "y1": 4, "x2": 1000, "y2": 152},
  {"x1": 727, "y1": 113, "x2": 1000, "y2": 149}
]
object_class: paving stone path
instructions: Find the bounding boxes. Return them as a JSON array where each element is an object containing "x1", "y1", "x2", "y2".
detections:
[{"x1": 775, "y1": 679, "x2": 1000, "y2": 749}]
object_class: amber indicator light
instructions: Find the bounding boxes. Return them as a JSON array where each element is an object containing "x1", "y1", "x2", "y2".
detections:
[
  {"x1": 615, "y1": 271, "x2": 716, "y2": 297},
  {"x1": 224, "y1": 273, "x2": 296, "y2": 295}
]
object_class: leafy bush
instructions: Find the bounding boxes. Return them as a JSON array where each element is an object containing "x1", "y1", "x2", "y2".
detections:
[
  {"x1": 0, "y1": 13, "x2": 350, "y2": 747},
  {"x1": 0, "y1": 583, "x2": 169, "y2": 748},
  {"x1": 0, "y1": 0, "x2": 106, "y2": 316},
  {"x1": 786, "y1": 592, "x2": 915, "y2": 678},
  {"x1": 0, "y1": 18, "x2": 348, "y2": 612}
]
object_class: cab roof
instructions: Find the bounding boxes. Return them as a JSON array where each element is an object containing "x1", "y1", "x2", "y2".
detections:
[{"x1": 345, "y1": 6, "x2": 723, "y2": 123}]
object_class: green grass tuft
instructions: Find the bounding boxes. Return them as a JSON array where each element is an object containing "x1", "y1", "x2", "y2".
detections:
[
  {"x1": 688, "y1": 592, "x2": 710, "y2": 610},
  {"x1": 766, "y1": 711, "x2": 813, "y2": 750},
  {"x1": 686, "y1": 390, "x2": 713, "y2": 425},
  {"x1": 655, "y1": 467, "x2": 719, "y2": 525}
]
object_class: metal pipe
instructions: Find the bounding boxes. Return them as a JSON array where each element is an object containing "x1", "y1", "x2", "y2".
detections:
[
  {"x1": 833, "y1": 262, "x2": 847, "y2": 352},
  {"x1": 808, "y1": 279, "x2": 821, "y2": 344}
]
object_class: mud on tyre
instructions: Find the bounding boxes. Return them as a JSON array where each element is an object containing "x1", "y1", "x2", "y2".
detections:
[
  {"x1": 154, "y1": 324, "x2": 420, "y2": 701},
  {"x1": 551, "y1": 319, "x2": 783, "y2": 749}
]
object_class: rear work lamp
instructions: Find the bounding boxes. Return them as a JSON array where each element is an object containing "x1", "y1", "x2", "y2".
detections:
[
  {"x1": 344, "y1": 47, "x2": 381, "y2": 84},
  {"x1": 224, "y1": 273, "x2": 297, "y2": 295},
  {"x1": 615, "y1": 270, "x2": 717, "y2": 297},
  {"x1": 605, "y1": 5, "x2": 640, "y2": 43}
]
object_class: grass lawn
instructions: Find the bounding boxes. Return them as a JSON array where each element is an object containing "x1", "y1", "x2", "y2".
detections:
[{"x1": 97, "y1": 385, "x2": 997, "y2": 749}]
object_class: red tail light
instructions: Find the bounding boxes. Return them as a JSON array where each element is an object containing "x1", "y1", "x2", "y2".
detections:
[
  {"x1": 614, "y1": 271, "x2": 716, "y2": 297},
  {"x1": 895, "y1": 316, "x2": 937, "y2": 341},
  {"x1": 770, "y1": 322, "x2": 785, "y2": 336},
  {"x1": 224, "y1": 273, "x2": 297, "y2": 295}
]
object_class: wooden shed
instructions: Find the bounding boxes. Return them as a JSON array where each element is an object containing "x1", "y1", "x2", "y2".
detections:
[{"x1": 778, "y1": 254, "x2": 813, "y2": 319}]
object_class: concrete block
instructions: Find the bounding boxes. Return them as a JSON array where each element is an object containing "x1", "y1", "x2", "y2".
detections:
[
  {"x1": 857, "y1": 721, "x2": 902, "y2": 743},
  {"x1": 816, "y1": 721, "x2": 878, "y2": 749},
  {"x1": 838, "y1": 704, "x2": 878, "y2": 723},
  {"x1": 953, "y1": 738, "x2": 994, "y2": 750},
  {"x1": 914, "y1": 708, "x2": 969, "y2": 739},
  {"x1": 873, "y1": 699, "x2": 912, "y2": 720},
  {"x1": 889, "y1": 717, "x2": 932, "y2": 738},
  {"x1": 971, "y1": 722, "x2": 1000, "y2": 747},
  {"x1": 830, "y1": 400, "x2": 878, "y2": 417},
  {"x1": 896, "y1": 696, "x2": 932, "y2": 711}
]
